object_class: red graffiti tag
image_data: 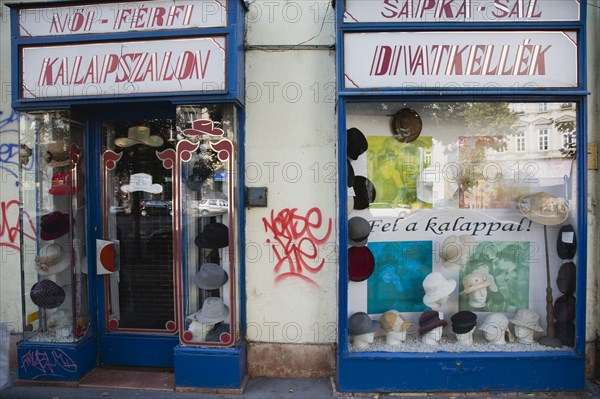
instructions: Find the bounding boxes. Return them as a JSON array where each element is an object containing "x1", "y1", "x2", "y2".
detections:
[
  {"x1": 262, "y1": 207, "x2": 332, "y2": 286},
  {"x1": 1, "y1": 200, "x2": 36, "y2": 251}
]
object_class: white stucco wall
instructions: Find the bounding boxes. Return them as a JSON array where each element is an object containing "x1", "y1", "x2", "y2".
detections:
[{"x1": 244, "y1": 0, "x2": 338, "y2": 344}]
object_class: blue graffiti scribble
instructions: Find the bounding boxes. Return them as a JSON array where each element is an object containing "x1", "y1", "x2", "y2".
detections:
[
  {"x1": 0, "y1": 110, "x2": 19, "y2": 135},
  {"x1": 0, "y1": 143, "x2": 20, "y2": 185}
]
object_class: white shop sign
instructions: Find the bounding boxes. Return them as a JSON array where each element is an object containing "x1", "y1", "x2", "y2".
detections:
[
  {"x1": 18, "y1": 0, "x2": 227, "y2": 37},
  {"x1": 343, "y1": 0, "x2": 580, "y2": 23},
  {"x1": 343, "y1": 31, "x2": 577, "y2": 89},
  {"x1": 21, "y1": 37, "x2": 226, "y2": 99}
]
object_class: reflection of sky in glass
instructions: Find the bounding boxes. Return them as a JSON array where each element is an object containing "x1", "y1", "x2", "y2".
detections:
[{"x1": 367, "y1": 241, "x2": 432, "y2": 314}]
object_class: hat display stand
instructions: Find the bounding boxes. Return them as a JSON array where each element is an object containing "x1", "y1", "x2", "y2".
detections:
[{"x1": 538, "y1": 225, "x2": 563, "y2": 348}]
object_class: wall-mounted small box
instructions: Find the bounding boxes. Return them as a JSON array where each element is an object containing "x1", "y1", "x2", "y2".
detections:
[{"x1": 246, "y1": 187, "x2": 268, "y2": 207}]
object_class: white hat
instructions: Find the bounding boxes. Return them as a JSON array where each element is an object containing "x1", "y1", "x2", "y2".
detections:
[
  {"x1": 518, "y1": 192, "x2": 569, "y2": 226},
  {"x1": 190, "y1": 297, "x2": 230, "y2": 324},
  {"x1": 509, "y1": 309, "x2": 543, "y2": 332},
  {"x1": 422, "y1": 272, "x2": 457, "y2": 304},
  {"x1": 35, "y1": 243, "x2": 70, "y2": 276}
]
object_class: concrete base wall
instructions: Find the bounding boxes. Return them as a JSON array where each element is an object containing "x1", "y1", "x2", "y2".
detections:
[
  {"x1": 587, "y1": 341, "x2": 598, "y2": 380},
  {"x1": 247, "y1": 343, "x2": 335, "y2": 378}
]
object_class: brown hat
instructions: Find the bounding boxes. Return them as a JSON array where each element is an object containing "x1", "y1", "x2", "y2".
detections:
[{"x1": 418, "y1": 310, "x2": 447, "y2": 335}]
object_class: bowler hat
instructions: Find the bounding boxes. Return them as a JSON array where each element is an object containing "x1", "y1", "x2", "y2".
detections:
[
  {"x1": 557, "y1": 262, "x2": 576, "y2": 295},
  {"x1": 554, "y1": 294, "x2": 576, "y2": 322},
  {"x1": 557, "y1": 224, "x2": 577, "y2": 260},
  {"x1": 348, "y1": 217, "x2": 371, "y2": 247},
  {"x1": 353, "y1": 176, "x2": 376, "y2": 210},
  {"x1": 451, "y1": 311, "x2": 477, "y2": 334},
  {"x1": 30, "y1": 280, "x2": 66, "y2": 309},
  {"x1": 348, "y1": 312, "x2": 377, "y2": 336},
  {"x1": 418, "y1": 310, "x2": 447, "y2": 335},
  {"x1": 195, "y1": 222, "x2": 229, "y2": 249},
  {"x1": 40, "y1": 211, "x2": 72, "y2": 240},
  {"x1": 194, "y1": 263, "x2": 229, "y2": 290},
  {"x1": 348, "y1": 246, "x2": 375, "y2": 282},
  {"x1": 347, "y1": 128, "x2": 368, "y2": 160}
]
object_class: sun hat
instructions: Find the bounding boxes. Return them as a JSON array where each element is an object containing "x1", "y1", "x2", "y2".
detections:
[
  {"x1": 391, "y1": 108, "x2": 422, "y2": 144},
  {"x1": 48, "y1": 171, "x2": 80, "y2": 195},
  {"x1": 45, "y1": 141, "x2": 70, "y2": 167},
  {"x1": 353, "y1": 176, "x2": 376, "y2": 210},
  {"x1": 518, "y1": 192, "x2": 569, "y2": 226},
  {"x1": 440, "y1": 235, "x2": 476, "y2": 270},
  {"x1": 30, "y1": 280, "x2": 66, "y2": 309},
  {"x1": 418, "y1": 310, "x2": 447, "y2": 335},
  {"x1": 115, "y1": 126, "x2": 164, "y2": 148},
  {"x1": 348, "y1": 217, "x2": 371, "y2": 247},
  {"x1": 348, "y1": 246, "x2": 375, "y2": 282},
  {"x1": 451, "y1": 311, "x2": 477, "y2": 334},
  {"x1": 40, "y1": 211, "x2": 72, "y2": 240},
  {"x1": 509, "y1": 309, "x2": 544, "y2": 332},
  {"x1": 347, "y1": 128, "x2": 368, "y2": 160},
  {"x1": 554, "y1": 294, "x2": 576, "y2": 322},
  {"x1": 379, "y1": 310, "x2": 410, "y2": 333},
  {"x1": 191, "y1": 297, "x2": 230, "y2": 323},
  {"x1": 557, "y1": 262, "x2": 576, "y2": 295},
  {"x1": 347, "y1": 160, "x2": 355, "y2": 187},
  {"x1": 35, "y1": 243, "x2": 70, "y2": 276},
  {"x1": 195, "y1": 222, "x2": 229, "y2": 249},
  {"x1": 194, "y1": 263, "x2": 229, "y2": 290},
  {"x1": 555, "y1": 321, "x2": 575, "y2": 347},
  {"x1": 459, "y1": 271, "x2": 492, "y2": 295},
  {"x1": 557, "y1": 224, "x2": 577, "y2": 260},
  {"x1": 348, "y1": 312, "x2": 378, "y2": 336},
  {"x1": 422, "y1": 272, "x2": 457, "y2": 305},
  {"x1": 479, "y1": 313, "x2": 510, "y2": 338}
]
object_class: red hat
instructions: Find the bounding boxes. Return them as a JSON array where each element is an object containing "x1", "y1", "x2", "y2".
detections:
[
  {"x1": 40, "y1": 211, "x2": 72, "y2": 240},
  {"x1": 49, "y1": 171, "x2": 80, "y2": 195},
  {"x1": 348, "y1": 246, "x2": 375, "y2": 282}
]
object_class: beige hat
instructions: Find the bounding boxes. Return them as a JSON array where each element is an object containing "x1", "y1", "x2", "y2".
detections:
[
  {"x1": 518, "y1": 192, "x2": 569, "y2": 226},
  {"x1": 459, "y1": 271, "x2": 492, "y2": 295},
  {"x1": 440, "y1": 235, "x2": 476, "y2": 270},
  {"x1": 379, "y1": 310, "x2": 411, "y2": 333},
  {"x1": 115, "y1": 126, "x2": 164, "y2": 148}
]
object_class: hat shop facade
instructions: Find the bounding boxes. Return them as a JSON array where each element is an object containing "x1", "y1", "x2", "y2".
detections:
[
  {"x1": 7, "y1": 0, "x2": 247, "y2": 389},
  {"x1": 1, "y1": 0, "x2": 598, "y2": 394}
]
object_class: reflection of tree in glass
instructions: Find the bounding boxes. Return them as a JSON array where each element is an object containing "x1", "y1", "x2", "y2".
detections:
[{"x1": 556, "y1": 119, "x2": 576, "y2": 159}]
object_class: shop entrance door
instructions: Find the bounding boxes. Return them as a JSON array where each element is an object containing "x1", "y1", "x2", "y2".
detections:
[{"x1": 95, "y1": 114, "x2": 179, "y2": 367}]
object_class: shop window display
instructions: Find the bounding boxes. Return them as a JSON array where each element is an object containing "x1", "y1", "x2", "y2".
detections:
[
  {"x1": 20, "y1": 110, "x2": 89, "y2": 343},
  {"x1": 346, "y1": 101, "x2": 578, "y2": 353}
]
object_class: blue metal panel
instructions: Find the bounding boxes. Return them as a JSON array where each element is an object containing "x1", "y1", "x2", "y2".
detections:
[
  {"x1": 173, "y1": 341, "x2": 247, "y2": 389},
  {"x1": 99, "y1": 334, "x2": 178, "y2": 367},
  {"x1": 17, "y1": 338, "x2": 97, "y2": 382}
]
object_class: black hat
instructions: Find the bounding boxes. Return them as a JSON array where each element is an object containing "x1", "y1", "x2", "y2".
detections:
[
  {"x1": 195, "y1": 222, "x2": 229, "y2": 249},
  {"x1": 391, "y1": 108, "x2": 422, "y2": 144},
  {"x1": 554, "y1": 321, "x2": 575, "y2": 347},
  {"x1": 186, "y1": 159, "x2": 214, "y2": 191},
  {"x1": 347, "y1": 128, "x2": 368, "y2": 160},
  {"x1": 557, "y1": 224, "x2": 577, "y2": 259},
  {"x1": 30, "y1": 280, "x2": 66, "y2": 309},
  {"x1": 353, "y1": 176, "x2": 376, "y2": 210},
  {"x1": 450, "y1": 311, "x2": 477, "y2": 334},
  {"x1": 554, "y1": 294, "x2": 576, "y2": 322},
  {"x1": 557, "y1": 262, "x2": 576, "y2": 295},
  {"x1": 347, "y1": 160, "x2": 355, "y2": 188}
]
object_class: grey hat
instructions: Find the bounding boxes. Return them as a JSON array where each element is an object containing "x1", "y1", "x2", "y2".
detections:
[
  {"x1": 191, "y1": 297, "x2": 230, "y2": 324},
  {"x1": 348, "y1": 217, "x2": 371, "y2": 247},
  {"x1": 348, "y1": 312, "x2": 377, "y2": 336},
  {"x1": 194, "y1": 263, "x2": 229, "y2": 290},
  {"x1": 557, "y1": 262, "x2": 576, "y2": 295}
]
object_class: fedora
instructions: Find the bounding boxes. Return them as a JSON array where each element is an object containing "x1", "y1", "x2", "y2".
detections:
[
  {"x1": 35, "y1": 243, "x2": 70, "y2": 276},
  {"x1": 30, "y1": 280, "x2": 66, "y2": 309},
  {"x1": 518, "y1": 192, "x2": 569, "y2": 226},
  {"x1": 554, "y1": 294, "x2": 576, "y2": 322},
  {"x1": 194, "y1": 263, "x2": 229, "y2": 290},
  {"x1": 459, "y1": 271, "x2": 492, "y2": 295},
  {"x1": 348, "y1": 312, "x2": 377, "y2": 336},
  {"x1": 45, "y1": 141, "x2": 70, "y2": 167},
  {"x1": 557, "y1": 262, "x2": 576, "y2": 295},
  {"x1": 391, "y1": 108, "x2": 422, "y2": 143},
  {"x1": 440, "y1": 235, "x2": 476, "y2": 270},
  {"x1": 557, "y1": 224, "x2": 577, "y2": 260},
  {"x1": 451, "y1": 311, "x2": 477, "y2": 334},
  {"x1": 422, "y1": 272, "x2": 456, "y2": 305},
  {"x1": 191, "y1": 297, "x2": 230, "y2": 323},
  {"x1": 195, "y1": 222, "x2": 229, "y2": 249},
  {"x1": 348, "y1": 217, "x2": 371, "y2": 247},
  {"x1": 348, "y1": 246, "x2": 375, "y2": 282},
  {"x1": 347, "y1": 128, "x2": 368, "y2": 160},
  {"x1": 509, "y1": 309, "x2": 543, "y2": 332},
  {"x1": 418, "y1": 310, "x2": 447, "y2": 335},
  {"x1": 115, "y1": 126, "x2": 164, "y2": 148},
  {"x1": 379, "y1": 310, "x2": 410, "y2": 333},
  {"x1": 40, "y1": 211, "x2": 72, "y2": 240},
  {"x1": 353, "y1": 176, "x2": 376, "y2": 210},
  {"x1": 48, "y1": 171, "x2": 80, "y2": 195}
]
